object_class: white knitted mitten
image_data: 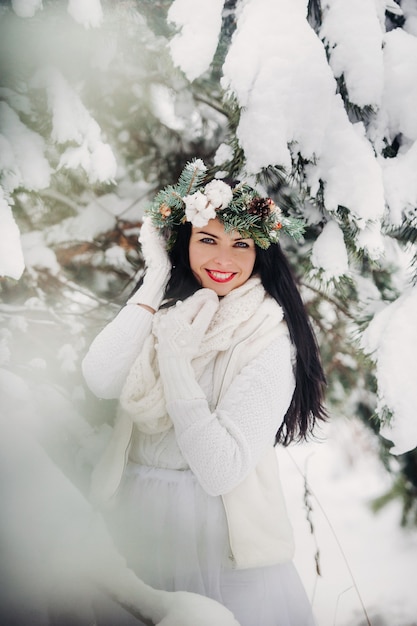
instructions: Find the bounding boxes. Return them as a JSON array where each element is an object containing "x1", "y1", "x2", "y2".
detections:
[
  {"x1": 127, "y1": 216, "x2": 171, "y2": 310},
  {"x1": 156, "y1": 289, "x2": 219, "y2": 402},
  {"x1": 156, "y1": 289, "x2": 219, "y2": 361}
]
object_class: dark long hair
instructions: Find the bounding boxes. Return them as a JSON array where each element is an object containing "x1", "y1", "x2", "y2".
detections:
[
  {"x1": 253, "y1": 244, "x2": 327, "y2": 444},
  {"x1": 160, "y1": 222, "x2": 326, "y2": 445}
]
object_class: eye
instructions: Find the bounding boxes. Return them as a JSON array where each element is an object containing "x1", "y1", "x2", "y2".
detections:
[
  {"x1": 199, "y1": 237, "x2": 216, "y2": 244},
  {"x1": 234, "y1": 241, "x2": 251, "y2": 249}
]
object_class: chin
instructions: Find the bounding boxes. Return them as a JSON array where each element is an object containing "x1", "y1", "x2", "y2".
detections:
[{"x1": 209, "y1": 282, "x2": 239, "y2": 297}]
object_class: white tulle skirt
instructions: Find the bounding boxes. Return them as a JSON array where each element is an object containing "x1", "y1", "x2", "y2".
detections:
[{"x1": 100, "y1": 464, "x2": 316, "y2": 626}]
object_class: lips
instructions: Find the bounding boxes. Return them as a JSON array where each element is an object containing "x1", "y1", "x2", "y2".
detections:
[{"x1": 205, "y1": 269, "x2": 236, "y2": 283}]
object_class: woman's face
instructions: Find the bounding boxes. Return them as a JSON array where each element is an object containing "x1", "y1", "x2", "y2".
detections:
[{"x1": 189, "y1": 218, "x2": 256, "y2": 296}]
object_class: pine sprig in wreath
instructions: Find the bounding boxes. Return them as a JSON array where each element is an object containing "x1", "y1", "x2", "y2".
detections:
[
  {"x1": 147, "y1": 159, "x2": 207, "y2": 232},
  {"x1": 145, "y1": 159, "x2": 305, "y2": 249}
]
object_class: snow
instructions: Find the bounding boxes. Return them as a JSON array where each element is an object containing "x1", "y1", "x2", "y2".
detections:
[
  {"x1": 222, "y1": 0, "x2": 337, "y2": 171},
  {"x1": 403, "y1": 0, "x2": 417, "y2": 36},
  {"x1": 21, "y1": 231, "x2": 60, "y2": 276},
  {"x1": 385, "y1": 0, "x2": 404, "y2": 18},
  {"x1": 0, "y1": 102, "x2": 51, "y2": 192},
  {"x1": 221, "y1": 0, "x2": 386, "y2": 234},
  {"x1": 320, "y1": 0, "x2": 384, "y2": 107},
  {"x1": 151, "y1": 84, "x2": 189, "y2": 132},
  {"x1": 355, "y1": 220, "x2": 386, "y2": 260},
  {"x1": 0, "y1": 191, "x2": 25, "y2": 280},
  {"x1": 311, "y1": 220, "x2": 349, "y2": 279},
  {"x1": 57, "y1": 343, "x2": 79, "y2": 373},
  {"x1": 306, "y1": 98, "x2": 385, "y2": 228},
  {"x1": 361, "y1": 286, "x2": 417, "y2": 455},
  {"x1": 87, "y1": 141, "x2": 118, "y2": 183},
  {"x1": 57, "y1": 141, "x2": 117, "y2": 184},
  {"x1": 67, "y1": 0, "x2": 103, "y2": 29},
  {"x1": 36, "y1": 67, "x2": 101, "y2": 145},
  {"x1": 168, "y1": 0, "x2": 224, "y2": 82},
  {"x1": 382, "y1": 28, "x2": 417, "y2": 143},
  {"x1": 11, "y1": 0, "x2": 42, "y2": 18},
  {"x1": 214, "y1": 143, "x2": 234, "y2": 166},
  {"x1": 382, "y1": 139, "x2": 417, "y2": 226},
  {"x1": 376, "y1": 27, "x2": 417, "y2": 226},
  {"x1": 0, "y1": 334, "x2": 11, "y2": 366},
  {"x1": 45, "y1": 194, "x2": 139, "y2": 246},
  {"x1": 282, "y1": 419, "x2": 417, "y2": 626},
  {"x1": 33, "y1": 67, "x2": 117, "y2": 183}
]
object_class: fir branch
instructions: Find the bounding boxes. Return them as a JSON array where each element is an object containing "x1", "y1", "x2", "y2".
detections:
[
  {"x1": 303, "y1": 282, "x2": 355, "y2": 320},
  {"x1": 179, "y1": 160, "x2": 207, "y2": 195},
  {"x1": 307, "y1": 0, "x2": 322, "y2": 30}
]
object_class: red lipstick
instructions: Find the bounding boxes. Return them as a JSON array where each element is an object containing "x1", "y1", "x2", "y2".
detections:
[{"x1": 205, "y1": 269, "x2": 236, "y2": 283}]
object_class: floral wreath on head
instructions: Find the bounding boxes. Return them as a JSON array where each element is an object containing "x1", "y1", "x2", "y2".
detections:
[{"x1": 145, "y1": 159, "x2": 305, "y2": 249}]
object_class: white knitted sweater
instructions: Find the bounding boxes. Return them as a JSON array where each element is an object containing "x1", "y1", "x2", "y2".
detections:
[{"x1": 82, "y1": 298, "x2": 295, "y2": 498}]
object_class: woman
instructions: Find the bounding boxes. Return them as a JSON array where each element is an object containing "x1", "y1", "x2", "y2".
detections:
[{"x1": 82, "y1": 159, "x2": 326, "y2": 625}]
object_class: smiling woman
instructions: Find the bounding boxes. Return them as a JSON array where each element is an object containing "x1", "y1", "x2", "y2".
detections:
[
  {"x1": 189, "y1": 219, "x2": 256, "y2": 296},
  {"x1": 82, "y1": 159, "x2": 327, "y2": 626}
]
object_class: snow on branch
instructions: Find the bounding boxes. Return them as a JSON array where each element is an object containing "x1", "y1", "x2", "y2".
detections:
[
  {"x1": 168, "y1": 0, "x2": 224, "y2": 82},
  {"x1": 11, "y1": 0, "x2": 42, "y2": 19},
  {"x1": 67, "y1": 0, "x2": 103, "y2": 29},
  {"x1": 361, "y1": 287, "x2": 417, "y2": 455},
  {"x1": 0, "y1": 102, "x2": 51, "y2": 192},
  {"x1": 320, "y1": 0, "x2": 384, "y2": 108},
  {"x1": 32, "y1": 67, "x2": 117, "y2": 184},
  {"x1": 221, "y1": 0, "x2": 386, "y2": 245},
  {"x1": 0, "y1": 190, "x2": 25, "y2": 280}
]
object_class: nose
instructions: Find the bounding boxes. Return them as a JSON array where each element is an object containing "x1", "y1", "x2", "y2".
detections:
[{"x1": 212, "y1": 247, "x2": 234, "y2": 268}]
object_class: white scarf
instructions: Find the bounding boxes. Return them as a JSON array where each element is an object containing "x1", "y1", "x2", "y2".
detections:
[{"x1": 118, "y1": 277, "x2": 277, "y2": 435}]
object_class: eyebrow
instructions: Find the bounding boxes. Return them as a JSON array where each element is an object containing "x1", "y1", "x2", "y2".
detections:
[{"x1": 195, "y1": 230, "x2": 250, "y2": 242}]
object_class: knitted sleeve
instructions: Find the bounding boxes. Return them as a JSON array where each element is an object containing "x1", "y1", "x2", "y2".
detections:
[
  {"x1": 82, "y1": 305, "x2": 153, "y2": 399},
  {"x1": 164, "y1": 335, "x2": 295, "y2": 496}
]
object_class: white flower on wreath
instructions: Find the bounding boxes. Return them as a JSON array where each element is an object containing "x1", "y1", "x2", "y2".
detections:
[
  {"x1": 270, "y1": 201, "x2": 282, "y2": 220},
  {"x1": 183, "y1": 190, "x2": 216, "y2": 227},
  {"x1": 204, "y1": 180, "x2": 233, "y2": 210}
]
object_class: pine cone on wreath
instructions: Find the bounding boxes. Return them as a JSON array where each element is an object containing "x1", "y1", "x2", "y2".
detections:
[{"x1": 248, "y1": 197, "x2": 273, "y2": 220}]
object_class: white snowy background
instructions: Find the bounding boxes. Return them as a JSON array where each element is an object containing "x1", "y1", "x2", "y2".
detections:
[{"x1": 1, "y1": 0, "x2": 417, "y2": 624}]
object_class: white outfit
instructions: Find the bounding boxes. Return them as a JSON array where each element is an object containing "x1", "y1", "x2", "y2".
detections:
[{"x1": 82, "y1": 279, "x2": 316, "y2": 626}]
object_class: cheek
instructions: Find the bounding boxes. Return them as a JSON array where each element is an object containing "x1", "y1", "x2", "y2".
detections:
[
  {"x1": 188, "y1": 242, "x2": 205, "y2": 275},
  {"x1": 244, "y1": 250, "x2": 256, "y2": 275}
]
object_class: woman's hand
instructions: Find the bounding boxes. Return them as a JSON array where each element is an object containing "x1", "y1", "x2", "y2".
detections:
[
  {"x1": 139, "y1": 216, "x2": 172, "y2": 275},
  {"x1": 156, "y1": 289, "x2": 219, "y2": 362},
  {"x1": 127, "y1": 216, "x2": 171, "y2": 311}
]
